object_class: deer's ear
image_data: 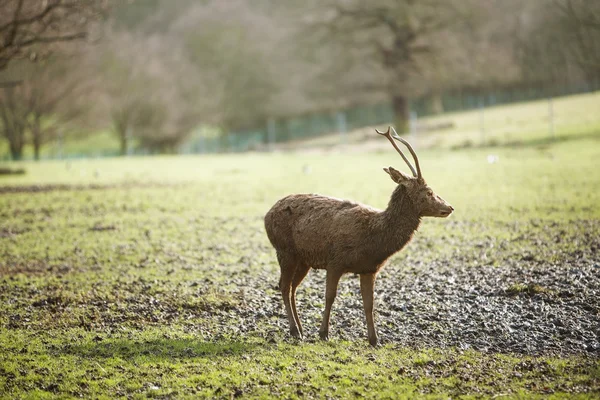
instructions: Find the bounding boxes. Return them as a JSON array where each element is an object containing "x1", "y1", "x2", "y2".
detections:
[{"x1": 383, "y1": 166, "x2": 411, "y2": 184}]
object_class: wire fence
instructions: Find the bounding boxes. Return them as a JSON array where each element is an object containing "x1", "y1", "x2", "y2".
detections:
[
  {"x1": 187, "y1": 78, "x2": 600, "y2": 153},
  {"x1": 412, "y1": 79, "x2": 600, "y2": 116},
  {"x1": 178, "y1": 102, "x2": 395, "y2": 154}
]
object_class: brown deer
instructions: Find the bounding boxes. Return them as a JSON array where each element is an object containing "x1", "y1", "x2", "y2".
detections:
[{"x1": 264, "y1": 127, "x2": 453, "y2": 346}]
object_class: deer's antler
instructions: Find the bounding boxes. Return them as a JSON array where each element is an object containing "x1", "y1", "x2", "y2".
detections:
[
  {"x1": 390, "y1": 127, "x2": 422, "y2": 179},
  {"x1": 375, "y1": 126, "x2": 421, "y2": 179}
]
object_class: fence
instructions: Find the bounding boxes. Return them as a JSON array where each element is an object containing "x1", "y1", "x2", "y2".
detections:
[
  {"x1": 184, "y1": 102, "x2": 395, "y2": 154},
  {"x1": 3, "y1": 78, "x2": 599, "y2": 160},
  {"x1": 411, "y1": 79, "x2": 600, "y2": 117},
  {"x1": 188, "y1": 78, "x2": 600, "y2": 153}
]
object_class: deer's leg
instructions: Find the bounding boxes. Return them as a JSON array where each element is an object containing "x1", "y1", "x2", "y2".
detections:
[
  {"x1": 278, "y1": 253, "x2": 301, "y2": 338},
  {"x1": 319, "y1": 270, "x2": 343, "y2": 341},
  {"x1": 360, "y1": 273, "x2": 378, "y2": 347},
  {"x1": 291, "y1": 264, "x2": 310, "y2": 337}
]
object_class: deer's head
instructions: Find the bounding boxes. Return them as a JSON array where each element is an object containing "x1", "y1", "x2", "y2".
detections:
[{"x1": 377, "y1": 127, "x2": 454, "y2": 218}]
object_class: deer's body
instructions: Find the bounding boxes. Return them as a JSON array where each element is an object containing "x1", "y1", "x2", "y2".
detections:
[
  {"x1": 265, "y1": 189, "x2": 420, "y2": 275},
  {"x1": 264, "y1": 127, "x2": 453, "y2": 346}
]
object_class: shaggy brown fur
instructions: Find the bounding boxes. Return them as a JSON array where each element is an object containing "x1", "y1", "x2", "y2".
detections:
[{"x1": 264, "y1": 144, "x2": 453, "y2": 346}]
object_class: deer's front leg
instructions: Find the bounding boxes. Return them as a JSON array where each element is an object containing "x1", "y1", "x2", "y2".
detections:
[
  {"x1": 319, "y1": 270, "x2": 342, "y2": 341},
  {"x1": 360, "y1": 273, "x2": 378, "y2": 346}
]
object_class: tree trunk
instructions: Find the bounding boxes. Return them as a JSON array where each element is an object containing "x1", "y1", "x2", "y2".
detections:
[
  {"x1": 428, "y1": 93, "x2": 444, "y2": 115},
  {"x1": 32, "y1": 116, "x2": 41, "y2": 161},
  {"x1": 392, "y1": 95, "x2": 410, "y2": 134},
  {"x1": 112, "y1": 111, "x2": 130, "y2": 156},
  {"x1": 4, "y1": 120, "x2": 26, "y2": 161},
  {"x1": 33, "y1": 141, "x2": 40, "y2": 161},
  {"x1": 120, "y1": 132, "x2": 127, "y2": 156},
  {"x1": 9, "y1": 139, "x2": 23, "y2": 161},
  {"x1": 114, "y1": 120, "x2": 128, "y2": 156},
  {"x1": 1, "y1": 103, "x2": 25, "y2": 161}
]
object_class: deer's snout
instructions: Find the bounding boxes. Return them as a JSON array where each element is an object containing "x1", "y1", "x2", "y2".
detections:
[{"x1": 439, "y1": 204, "x2": 454, "y2": 218}]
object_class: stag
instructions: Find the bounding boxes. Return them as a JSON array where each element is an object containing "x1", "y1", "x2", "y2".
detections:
[{"x1": 264, "y1": 127, "x2": 453, "y2": 346}]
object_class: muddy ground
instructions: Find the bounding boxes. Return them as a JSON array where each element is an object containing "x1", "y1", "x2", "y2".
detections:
[{"x1": 4, "y1": 215, "x2": 597, "y2": 358}]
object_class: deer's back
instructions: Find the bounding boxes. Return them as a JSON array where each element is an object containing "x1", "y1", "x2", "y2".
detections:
[{"x1": 264, "y1": 194, "x2": 380, "y2": 268}]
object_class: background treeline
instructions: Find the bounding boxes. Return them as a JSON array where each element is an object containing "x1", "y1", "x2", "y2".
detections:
[{"x1": 0, "y1": 0, "x2": 599, "y2": 159}]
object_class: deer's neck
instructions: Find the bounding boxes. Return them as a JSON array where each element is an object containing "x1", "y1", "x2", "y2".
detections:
[{"x1": 376, "y1": 185, "x2": 421, "y2": 256}]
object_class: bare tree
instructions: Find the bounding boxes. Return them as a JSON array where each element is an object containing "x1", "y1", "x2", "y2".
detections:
[
  {"x1": 554, "y1": 0, "x2": 600, "y2": 81},
  {"x1": 302, "y1": 0, "x2": 475, "y2": 130},
  {"x1": 31, "y1": 59, "x2": 86, "y2": 159},
  {"x1": 173, "y1": 1, "x2": 282, "y2": 134},
  {"x1": 0, "y1": 0, "x2": 108, "y2": 71},
  {"x1": 504, "y1": 0, "x2": 600, "y2": 87},
  {"x1": 83, "y1": 31, "x2": 158, "y2": 155},
  {"x1": 0, "y1": 85, "x2": 27, "y2": 160},
  {"x1": 0, "y1": 58, "x2": 86, "y2": 160},
  {"x1": 86, "y1": 30, "x2": 203, "y2": 155}
]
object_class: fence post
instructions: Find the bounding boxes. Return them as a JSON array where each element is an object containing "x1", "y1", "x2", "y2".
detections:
[
  {"x1": 267, "y1": 118, "x2": 276, "y2": 151},
  {"x1": 228, "y1": 132, "x2": 236, "y2": 153},
  {"x1": 198, "y1": 134, "x2": 205, "y2": 154},
  {"x1": 57, "y1": 130, "x2": 63, "y2": 160},
  {"x1": 479, "y1": 98, "x2": 486, "y2": 145},
  {"x1": 336, "y1": 111, "x2": 347, "y2": 144},
  {"x1": 548, "y1": 96, "x2": 555, "y2": 140},
  {"x1": 126, "y1": 125, "x2": 133, "y2": 156}
]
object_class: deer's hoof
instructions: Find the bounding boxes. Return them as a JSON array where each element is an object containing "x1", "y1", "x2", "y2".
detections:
[
  {"x1": 290, "y1": 326, "x2": 302, "y2": 339},
  {"x1": 319, "y1": 330, "x2": 329, "y2": 341},
  {"x1": 368, "y1": 336, "x2": 379, "y2": 347}
]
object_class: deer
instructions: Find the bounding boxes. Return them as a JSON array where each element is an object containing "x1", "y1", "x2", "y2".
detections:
[{"x1": 264, "y1": 126, "x2": 454, "y2": 346}]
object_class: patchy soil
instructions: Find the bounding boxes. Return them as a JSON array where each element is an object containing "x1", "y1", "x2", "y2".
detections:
[
  {"x1": 2, "y1": 217, "x2": 598, "y2": 358},
  {"x1": 0, "y1": 167, "x2": 26, "y2": 176},
  {"x1": 198, "y1": 248, "x2": 600, "y2": 357},
  {"x1": 0, "y1": 182, "x2": 184, "y2": 194},
  {"x1": 313, "y1": 259, "x2": 599, "y2": 355}
]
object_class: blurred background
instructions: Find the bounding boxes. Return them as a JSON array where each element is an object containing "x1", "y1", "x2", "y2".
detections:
[{"x1": 0, "y1": 0, "x2": 599, "y2": 161}]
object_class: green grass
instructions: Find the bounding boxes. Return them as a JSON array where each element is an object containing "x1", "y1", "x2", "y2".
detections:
[
  {"x1": 288, "y1": 91, "x2": 600, "y2": 151},
  {"x1": 45, "y1": 129, "x2": 122, "y2": 158},
  {"x1": 2, "y1": 137, "x2": 599, "y2": 221},
  {"x1": 1, "y1": 102, "x2": 600, "y2": 397},
  {"x1": 0, "y1": 130, "x2": 122, "y2": 161},
  {"x1": 419, "y1": 91, "x2": 600, "y2": 149},
  {"x1": 0, "y1": 329, "x2": 596, "y2": 399}
]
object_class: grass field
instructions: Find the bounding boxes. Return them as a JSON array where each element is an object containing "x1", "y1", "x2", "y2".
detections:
[
  {"x1": 1, "y1": 97, "x2": 600, "y2": 397},
  {"x1": 283, "y1": 91, "x2": 600, "y2": 152}
]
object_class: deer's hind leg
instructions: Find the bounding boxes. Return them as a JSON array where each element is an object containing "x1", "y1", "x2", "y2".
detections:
[
  {"x1": 291, "y1": 264, "x2": 311, "y2": 337},
  {"x1": 319, "y1": 269, "x2": 343, "y2": 341},
  {"x1": 277, "y1": 252, "x2": 302, "y2": 338}
]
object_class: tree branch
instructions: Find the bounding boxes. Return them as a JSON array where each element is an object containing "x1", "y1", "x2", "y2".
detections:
[
  {"x1": 0, "y1": 80, "x2": 22, "y2": 88},
  {"x1": 0, "y1": 0, "x2": 107, "y2": 70},
  {"x1": 17, "y1": 31, "x2": 87, "y2": 47},
  {"x1": 555, "y1": 0, "x2": 600, "y2": 30}
]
